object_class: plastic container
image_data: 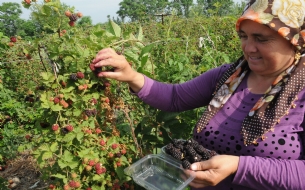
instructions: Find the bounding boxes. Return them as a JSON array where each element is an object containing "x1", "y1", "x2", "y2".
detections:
[{"x1": 124, "y1": 154, "x2": 195, "y2": 190}]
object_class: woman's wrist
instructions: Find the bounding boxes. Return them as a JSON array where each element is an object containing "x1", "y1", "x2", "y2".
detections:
[{"x1": 127, "y1": 72, "x2": 145, "y2": 93}]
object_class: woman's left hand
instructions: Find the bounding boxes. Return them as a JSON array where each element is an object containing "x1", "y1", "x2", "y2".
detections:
[{"x1": 184, "y1": 155, "x2": 239, "y2": 188}]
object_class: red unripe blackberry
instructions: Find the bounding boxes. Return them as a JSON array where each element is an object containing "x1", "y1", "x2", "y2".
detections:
[
  {"x1": 104, "y1": 81, "x2": 110, "y2": 87},
  {"x1": 116, "y1": 161, "x2": 122, "y2": 167},
  {"x1": 95, "y1": 128, "x2": 102, "y2": 134},
  {"x1": 69, "y1": 21, "x2": 75, "y2": 27},
  {"x1": 86, "y1": 188, "x2": 92, "y2": 190},
  {"x1": 65, "y1": 10, "x2": 71, "y2": 17},
  {"x1": 62, "y1": 29, "x2": 67, "y2": 34},
  {"x1": 52, "y1": 124, "x2": 59, "y2": 131},
  {"x1": 89, "y1": 64, "x2": 96, "y2": 71},
  {"x1": 69, "y1": 181, "x2": 76, "y2": 188},
  {"x1": 76, "y1": 72, "x2": 84, "y2": 79},
  {"x1": 105, "y1": 97, "x2": 110, "y2": 103},
  {"x1": 66, "y1": 125, "x2": 73, "y2": 132},
  {"x1": 77, "y1": 12, "x2": 83, "y2": 18},
  {"x1": 99, "y1": 139, "x2": 106, "y2": 146},
  {"x1": 10, "y1": 36, "x2": 17, "y2": 42},
  {"x1": 24, "y1": 0, "x2": 31, "y2": 5},
  {"x1": 111, "y1": 143, "x2": 118, "y2": 149},
  {"x1": 95, "y1": 163, "x2": 101, "y2": 170},
  {"x1": 121, "y1": 149, "x2": 127, "y2": 155},
  {"x1": 49, "y1": 184, "x2": 56, "y2": 189},
  {"x1": 75, "y1": 181, "x2": 80, "y2": 188},
  {"x1": 88, "y1": 160, "x2": 95, "y2": 166},
  {"x1": 91, "y1": 98, "x2": 98, "y2": 105},
  {"x1": 108, "y1": 153, "x2": 114, "y2": 158},
  {"x1": 60, "y1": 99, "x2": 69, "y2": 108},
  {"x1": 96, "y1": 169, "x2": 103, "y2": 175},
  {"x1": 63, "y1": 184, "x2": 70, "y2": 190},
  {"x1": 53, "y1": 97, "x2": 60, "y2": 104}
]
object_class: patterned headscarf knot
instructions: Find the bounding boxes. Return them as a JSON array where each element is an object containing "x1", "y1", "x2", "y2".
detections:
[{"x1": 236, "y1": 0, "x2": 305, "y2": 52}]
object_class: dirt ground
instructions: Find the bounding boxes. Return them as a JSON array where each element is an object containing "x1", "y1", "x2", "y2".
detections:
[{"x1": 0, "y1": 152, "x2": 51, "y2": 190}]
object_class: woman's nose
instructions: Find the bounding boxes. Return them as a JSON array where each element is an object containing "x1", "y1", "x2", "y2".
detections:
[{"x1": 242, "y1": 39, "x2": 257, "y2": 53}]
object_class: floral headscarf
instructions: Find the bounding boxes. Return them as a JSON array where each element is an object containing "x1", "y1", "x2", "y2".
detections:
[{"x1": 196, "y1": 0, "x2": 305, "y2": 146}]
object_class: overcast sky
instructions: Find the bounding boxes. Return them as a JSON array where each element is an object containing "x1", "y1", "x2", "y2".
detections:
[{"x1": 1, "y1": 0, "x2": 243, "y2": 24}]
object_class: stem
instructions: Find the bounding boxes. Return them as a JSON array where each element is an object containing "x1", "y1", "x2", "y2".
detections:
[{"x1": 122, "y1": 107, "x2": 143, "y2": 157}]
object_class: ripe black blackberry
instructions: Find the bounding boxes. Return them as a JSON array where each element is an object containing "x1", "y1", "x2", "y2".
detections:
[
  {"x1": 69, "y1": 73, "x2": 78, "y2": 80},
  {"x1": 85, "y1": 109, "x2": 92, "y2": 117},
  {"x1": 69, "y1": 14, "x2": 78, "y2": 22},
  {"x1": 182, "y1": 159, "x2": 191, "y2": 169},
  {"x1": 186, "y1": 138, "x2": 199, "y2": 147},
  {"x1": 190, "y1": 154, "x2": 202, "y2": 163},
  {"x1": 194, "y1": 144, "x2": 210, "y2": 160},
  {"x1": 185, "y1": 145, "x2": 197, "y2": 157},
  {"x1": 170, "y1": 149, "x2": 184, "y2": 160}
]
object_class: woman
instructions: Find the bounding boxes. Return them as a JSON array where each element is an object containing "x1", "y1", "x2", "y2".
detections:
[{"x1": 91, "y1": 0, "x2": 305, "y2": 189}]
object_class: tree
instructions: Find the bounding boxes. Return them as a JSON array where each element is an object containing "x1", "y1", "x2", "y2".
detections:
[
  {"x1": 117, "y1": 0, "x2": 169, "y2": 22},
  {"x1": 0, "y1": 2, "x2": 22, "y2": 37},
  {"x1": 170, "y1": 0, "x2": 193, "y2": 17},
  {"x1": 195, "y1": 0, "x2": 235, "y2": 16},
  {"x1": 77, "y1": 16, "x2": 92, "y2": 26},
  {"x1": 16, "y1": 19, "x2": 41, "y2": 40}
]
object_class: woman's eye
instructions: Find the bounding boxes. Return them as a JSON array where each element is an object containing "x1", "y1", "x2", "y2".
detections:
[
  {"x1": 238, "y1": 35, "x2": 247, "y2": 39},
  {"x1": 256, "y1": 38, "x2": 268, "y2": 42}
]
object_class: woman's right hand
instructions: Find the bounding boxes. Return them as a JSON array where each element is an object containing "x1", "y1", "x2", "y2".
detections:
[{"x1": 91, "y1": 48, "x2": 144, "y2": 92}]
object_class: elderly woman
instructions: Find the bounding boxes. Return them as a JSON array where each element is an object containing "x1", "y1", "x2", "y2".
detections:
[{"x1": 91, "y1": 0, "x2": 305, "y2": 189}]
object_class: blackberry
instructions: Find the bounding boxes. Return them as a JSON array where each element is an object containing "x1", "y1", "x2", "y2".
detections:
[
  {"x1": 91, "y1": 109, "x2": 97, "y2": 116},
  {"x1": 194, "y1": 145, "x2": 210, "y2": 160},
  {"x1": 85, "y1": 109, "x2": 92, "y2": 117},
  {"x1": 182, "y1": 159, "x2": 191, "y2": 169},
  {"x1": 169, "y1": 149, "x2": 184, "y2": 160},
  {"x1": 190, "y1": 154, "x2": 202, "y2": 163},
  {"x1": 69, "y1": 14, "x2": 78, "y2": 22},
  {"x1": 61, "y1": 127, "x2": 69, "y2": 134},
  {"x1": 115, "y1": 153, "x2": 122, "y2": 158},
  {"x1": 185, "y1": 145, "x2": 197, "y2": 157},
  {"x1": 186, "y1": 138, "x2": 199, "y2": 147},
  {"x1": 69, "y1": 73, "x2": 78, "y2": 80}
]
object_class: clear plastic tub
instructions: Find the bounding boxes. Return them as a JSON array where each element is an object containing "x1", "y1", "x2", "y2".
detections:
[{"x1": 124, "y1": 154, "x2": 195, "y2": 190}]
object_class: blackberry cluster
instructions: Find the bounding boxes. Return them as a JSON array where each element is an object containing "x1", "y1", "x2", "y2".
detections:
[
  {"x1": 69, "y1": 14, "x2": 78, "y2": 22},
  {"x1": 85, "y1": 109, "x2": 97, "y2": 117},
  {"x1": 69, "y1": 73, "x2": 78, "y2": 81},
  {"x1": 164, "y1": 138, "x2": 216, "y2": 169}
]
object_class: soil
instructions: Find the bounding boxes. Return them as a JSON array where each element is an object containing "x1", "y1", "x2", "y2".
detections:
[{"x1": 0, "y1": 151, "x2": 51, "y2": 190}]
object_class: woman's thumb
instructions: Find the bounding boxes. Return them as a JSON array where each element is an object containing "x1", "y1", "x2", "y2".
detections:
[{"x1": 191, "y1": 161, "x2": 209, "y2": 171}]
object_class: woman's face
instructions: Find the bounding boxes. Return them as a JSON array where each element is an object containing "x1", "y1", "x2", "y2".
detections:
[{"x1": 238, "y1": 20, "x2": 295, "y2": 77}]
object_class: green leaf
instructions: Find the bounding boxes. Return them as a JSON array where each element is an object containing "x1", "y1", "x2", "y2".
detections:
[
  {"x1": 39, "y1": 144, "x2": 50, "y2": 151},
  {"x1": 58, "y1": 159, "x2": 67, "y2": 169},
  {"x1": 77, "y1": 149, "x2": 90, "y2": 158},
  {"x1": 50, "y1": 104, "x2": 62, "y2": 111},
  {"x1": 139, "y1": 44, "x2": 154, "y2": 58},
  {"x1": 76, "y1": 132, "x2": 84, "y2": 142},
  {"x1": 63, "y1": 150, "x2": 74, "y2": 162},
  {"x1": 156, "y1": 111, "x2": 179, "y2": 123},
  {"x1": 115, "y1": 167, "x2": 126, "y2": 180},
  {"x1": 62, "y1": 133, "x2": 76, "y2": 142},
  {"x1": 68, "y1": 161, "x2": 79, "y2": 169},
  {"x1": 50, "y1": 142, "x2": 58, "y2": 152},
  {"x1": 42, "y1": 151, "x2": 53, "y2": 160},
  {"x1": 108, "y1": 20, "x2": 121, "y2": 37},
  {"x1": 92, "y1": 174, "x2": 104, "y2": 181},
  {"x1": 178, "y1": 62, "x2": 183, "y2": 71},
  {"x1": 137, "y1": 26, "x2": 143, "y2": 41},
  {"x1": 52, "y1": 174, "x2": 66, "y2": 180}
]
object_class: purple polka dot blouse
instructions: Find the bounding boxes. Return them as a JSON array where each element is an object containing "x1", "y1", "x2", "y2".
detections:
[{"x1": 135, "y1": 64, "x2": 305, "y2": 190}]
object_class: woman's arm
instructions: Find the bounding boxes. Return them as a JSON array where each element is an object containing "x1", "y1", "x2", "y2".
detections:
[{"x1": 135, "y1": 64, "x2": 231, "y2": 112}]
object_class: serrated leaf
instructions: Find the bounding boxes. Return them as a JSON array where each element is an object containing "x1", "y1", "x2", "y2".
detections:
[
  {"x1": 42, "y1": 151, "x2": 53, "y2": 160},
  {"x1": 58, "y1": 159, "x2": 67, "y2": 169},
  {"x1": 50, "y1": 142, "x2": 58, "y2": 152},
  {"x1": 76, "y1": 132, "x2": 84, "y2": 142},
  {"x1": 92, "y1": 174, "x2": 104, "y2": 181},
  {"x1": 39, "y1": 144, "x2": 50, "y2": 151},
  {"x1": 52, "y1": 174, "x2": 66, "y2": 180},
  {"x1": 62, "y1": 133, "x2": 76, "y2": 142},
  {"x1": 108, "y1": 20, "x2": 121, "y2": 37},
  {"x1": 50, "y1": 104, "x2": 62, "y2": 111},
  {"x1": 115, "y1": 167, "x2": 126, "y2": 180},
  {"x1": 77, "y1": 149, "x2": 90, "y2": 158},
  {"x1": 68, "y1": 161, "x2": 79, "y2": 169},
  {"x1": 63, "y1": 150, "x2": 74, "y2": 162}
]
